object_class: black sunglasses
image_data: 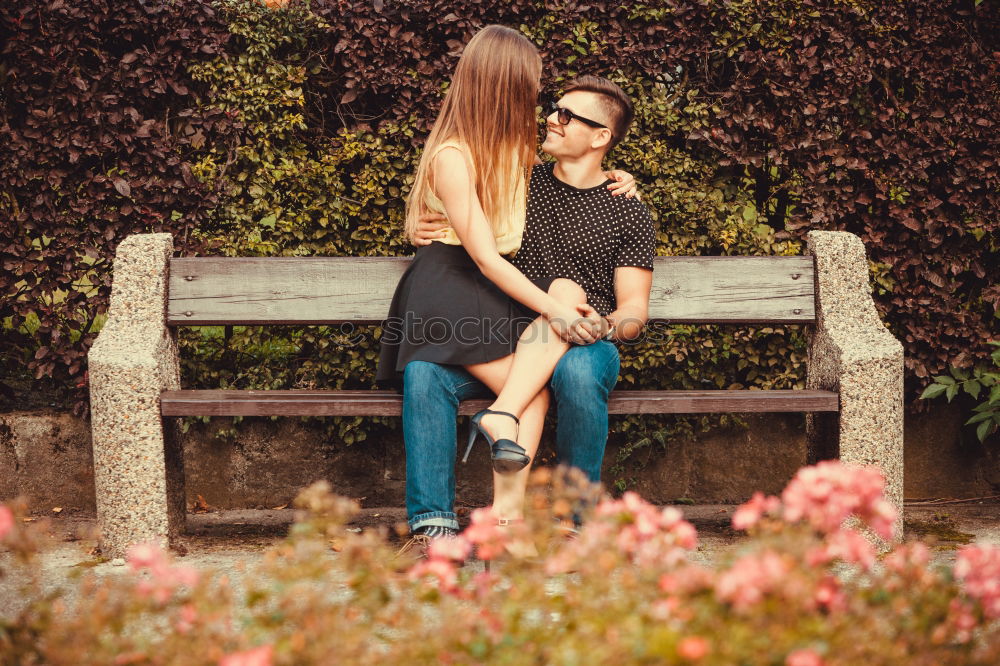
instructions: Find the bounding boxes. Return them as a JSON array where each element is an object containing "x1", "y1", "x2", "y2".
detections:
[{"x1": 546, "y1": 100, "x2": 611, "y2": 135}]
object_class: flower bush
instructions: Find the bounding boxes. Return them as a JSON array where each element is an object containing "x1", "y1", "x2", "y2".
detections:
[{"x1": 1, "y1": 461, "x2": 999, "y2": 665}]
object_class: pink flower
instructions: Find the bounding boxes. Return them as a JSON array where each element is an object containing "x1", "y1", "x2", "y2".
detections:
[
  {"x1": 408, "y1": 557, "x2": 459, "y2": 592},
  {"x1": 883, "y1": 541, "x2": 931, "y2": 574},
  {"x1": 127, "y1": 541, "x2": 200, "y2": 603},
  {"x1": 868, "y1": 499, "x2": 898, "y2": 542},
  {"x1": 658, "y1": 565, "x2": 714, "y2": 596},
  {"x1": 151, "y1": 583, "x2": 172, "y2": 604},
  {"x1": 943, "y1": 598, "x2": 979, "y2": 643},
  {"x1": 545, "y1": 521, "x2": 613, "y2": 575},
  {"x1": 219, "y1": 644, "x2": 273, "y2": 666},
  {"x1": 595, "y1": 492, "x2": 699, "y2": 562},
  {"x1": 171, "y1": 565, "x2": 201, "y2": 589},
  {"x1": 547, "y1": 492, "x2": 700, "y2": 574},
  {"x1": 677, "y1": 636, "x2": 710, "y2": 660},
  {"x1": 0, "y1": 505, "x2": 13, "y2": 540},
  {"x1": 476, "y1": 605, "x2": 504, "y2": 643},
  {"x1": 463, "y1": 508, "x2": 508, "y2": 561},
  {"x1": 428, "y1": 535, "x2": 472, "y2": 562},
  {"x1": 813, "y1": 575, "x2": 847, "y2": 614},
  {"x1": 954, "y1": 543, "x2": 1000, "y2": 619},
  {"x1": 659, "y1": 506, "x2": 683, "y2": 528},
  {"x1": 715, "y1": 550, "x2": 791, "y2": 612},
  {"x1": 650, "y1": 596, "x2": 680, "y2": 620},
  {"x1": 544, "y1": 547, "x2": 578, "y2": 576},
  {"x1": 824, "y1": 528, "x2": 876, "y2": 570},
  {"x1": 471, "y1": 570, "x2": 497, "y2": 600},
  {"x1": 786, "y1": 648, "x2": 824, "y2": 666},
  {"x1": 780, "y1": 461, "x2": 895, "y2": 540},
  {"x1": 672, "y1": 521, "x2": 698, "y2": 550},
  {"x1": 127, "y1": 542, "x2": 167, "y2": 572},
  {"x1": 622, "y1": 491, "x2": 648, "y2": 513},
  {"x1": 175, "y1": 603, "x2": 198, "y2": 634},
  {"x1": 134, "y1": 579, "x2": 155, "y2": 600},
  {"x1": 951, "y1": 599, "x2": 978, "y2": 631},
  {"x1": 805, "y1": 544, "x2": 833, "y2": 568},
  {"x1": 732, "y1": 491, "x2": 780, "y2": 530},
  {"x1": 659, "y1": 572, "x2": 681, "y2": 593}
]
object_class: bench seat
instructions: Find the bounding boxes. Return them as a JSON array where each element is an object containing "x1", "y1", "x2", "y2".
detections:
[
  {"x1": 88, "y1": 230, "x2": 904, "y2": 559},
  {"x1": 160, "y1": 388, "x2": 840, "y2": 416}
]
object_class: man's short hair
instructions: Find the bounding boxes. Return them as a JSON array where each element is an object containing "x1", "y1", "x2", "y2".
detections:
[{"x1": 563, "y1": 75, "x2": 635, "y2": 151}]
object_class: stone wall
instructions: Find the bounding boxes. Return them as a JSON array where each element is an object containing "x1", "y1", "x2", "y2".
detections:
[{"x1": 1, "y1": 404, "x2": 997, "y2": 513}]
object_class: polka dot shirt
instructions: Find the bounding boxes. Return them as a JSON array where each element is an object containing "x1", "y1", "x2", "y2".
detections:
[{"x1": 511, "y1": 162, "x2": 657, "y2": 316}]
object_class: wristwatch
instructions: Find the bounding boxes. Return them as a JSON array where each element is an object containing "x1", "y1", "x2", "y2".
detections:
[{"x1": 602, "y1": 315, "x2": 617, "y2": 341}]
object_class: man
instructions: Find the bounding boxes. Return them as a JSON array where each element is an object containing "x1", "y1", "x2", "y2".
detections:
[{"x1": 399, "y1": 75, "x2": 656, "y2": 551}]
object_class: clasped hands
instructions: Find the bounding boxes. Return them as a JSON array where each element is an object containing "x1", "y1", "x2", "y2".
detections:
[
  {"x1": 547, "y1": 301, "x2": 612, "y2": 346},
  {"x1": 410, "y1": 215, "x2": 612, "y2": 346}
]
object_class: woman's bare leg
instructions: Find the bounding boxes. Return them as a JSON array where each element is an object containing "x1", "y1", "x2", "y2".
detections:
[
  {"x1": 465, "y1": 278, "x2": 586, "y2": 446},
  {"x1": 463, "y1": 278, "x2": 587, "y2": 517},
  {"x1": 463, "y1": 356, "x2": 548, "y2": 519}
]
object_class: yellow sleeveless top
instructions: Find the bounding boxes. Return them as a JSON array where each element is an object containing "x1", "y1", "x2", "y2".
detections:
[{"x1": 423, "y1": 139, "x2": 527, "y2": 257}]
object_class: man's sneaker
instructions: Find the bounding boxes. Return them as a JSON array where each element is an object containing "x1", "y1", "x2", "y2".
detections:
[
  {"x1": 394, "y1": 526, "x2": 459, "y2": 561},
  {"x1": 554, "y1": 519, "x2": 581, "y2": 540},
  {"x1": 395, "y1": 533, "x2": 432, "y2": 561}
]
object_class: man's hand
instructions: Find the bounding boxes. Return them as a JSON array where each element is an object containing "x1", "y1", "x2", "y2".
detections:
[
  {"x1": 604, "y1": 169, "x2": 642, "y2": 200},
  {"x1": 544, "y1": 302, "x2": 590, "y2": 345},
  {"x1": 568, "y1": 303, "x2": 609, "y2": 345},
  {"x1": 411, "y1": 212, "x2": 451, "y2": 246}
]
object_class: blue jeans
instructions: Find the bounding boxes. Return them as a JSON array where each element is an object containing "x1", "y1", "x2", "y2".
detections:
[{"x1": 402, "y1": 340, "x2": 620, "y2": 532}]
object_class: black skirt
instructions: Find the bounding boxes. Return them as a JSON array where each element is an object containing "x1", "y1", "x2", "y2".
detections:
[{"x1": 375, "y1": 241, "x2": 556, "y2": 391}]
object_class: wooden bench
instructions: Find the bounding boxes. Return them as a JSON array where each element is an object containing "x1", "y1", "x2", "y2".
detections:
[{"x1": 87, "y1": 230, "x2": 904, "y2": 558}]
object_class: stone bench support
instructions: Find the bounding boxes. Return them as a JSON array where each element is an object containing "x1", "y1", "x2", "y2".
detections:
[
  {"x1": 805, "y1": 231, "x2": 905, "y2": 552},
  {"x1": 88, "y1": 233, "x2": 185, "y2": 559}
]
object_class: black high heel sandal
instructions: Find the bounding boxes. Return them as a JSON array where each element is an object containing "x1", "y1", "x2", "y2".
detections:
[{"x1": 463, "y1": 408, "x2": 531, "y2": 474}]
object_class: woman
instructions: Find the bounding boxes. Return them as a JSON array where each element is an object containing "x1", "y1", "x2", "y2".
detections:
[{"x1": 376, "y1": 25, "x2": 633, "y2": 554}]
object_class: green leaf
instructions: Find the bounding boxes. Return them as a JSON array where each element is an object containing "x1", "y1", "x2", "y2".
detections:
[
  {"x1": 976, "y1": 419, "x2": 994, "y2": 443},
  {"x1": 933, "y1": 375, "x2": 956, "y2": 386},
  {"x1": 964, "y1": 380, "x2": 982, "y2": 399},
  {"x1": 952, "y1": 367, "x2": 970, "y2": 381},
  {"x1": 964, "y1": 411, "x2": 994, "y2": 425},
  {"x1": 920, "y1": 383, "x2": 947, "y2": 400},
  {"x1": 260, "y1": 214, "x2": 277, "y2": 228},
  {"x1": 945, "y1": 383, "x2": 959, "y2": 402}
]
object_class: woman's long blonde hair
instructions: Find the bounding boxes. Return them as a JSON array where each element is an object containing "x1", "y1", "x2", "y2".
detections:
[{"x1": 405, "y1": 25, "x2": 541, "y2": 241}]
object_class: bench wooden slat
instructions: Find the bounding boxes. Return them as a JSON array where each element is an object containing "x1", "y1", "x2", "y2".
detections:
[
  {"x1": 645, "y1": 256, "x2": 815, "y2": 323},
  {"x1": 167, "y1": 255, "x2": 816, "y2": 326},
  {"x1": 160, "y1": 388, "x2": 838, "y2": 416}
]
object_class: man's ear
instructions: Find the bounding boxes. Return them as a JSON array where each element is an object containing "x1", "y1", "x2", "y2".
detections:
[{"x1": 590, "y1": 128, "x2": 613, "y2": 151}]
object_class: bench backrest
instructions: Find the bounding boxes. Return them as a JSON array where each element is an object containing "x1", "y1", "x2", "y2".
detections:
[{"x1": 166, "y1": 255, "x2": 816, "y2": 326}]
